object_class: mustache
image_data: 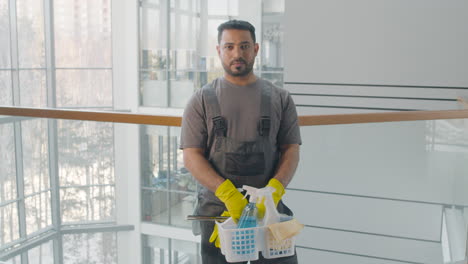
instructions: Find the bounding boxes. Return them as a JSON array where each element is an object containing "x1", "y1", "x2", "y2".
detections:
[{"x1": 230, "y1": 59, "x2": 247, "y2": 65}]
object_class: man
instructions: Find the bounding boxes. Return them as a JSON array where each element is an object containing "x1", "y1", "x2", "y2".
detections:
[{"x1": 180, "y1": 20, "x2": 301, "y2": 263}]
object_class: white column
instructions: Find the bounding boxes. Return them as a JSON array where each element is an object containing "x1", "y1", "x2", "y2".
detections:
[{"x1": 112, "y1": 0, "x2": 141, "y2": 263}]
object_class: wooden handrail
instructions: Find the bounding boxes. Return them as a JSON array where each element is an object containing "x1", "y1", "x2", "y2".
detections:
[
  {"x1": 1, "y1": 106, "x2": 468, "y2": 127},
  {"x1": 0, "y1": 106, "x2": 182, "y2": 126},
  {"x1": 298, "y1": 109, "x2": 468, "y2": 126}
]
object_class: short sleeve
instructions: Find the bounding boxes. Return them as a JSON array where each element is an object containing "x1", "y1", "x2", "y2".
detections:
[
  {"x1": 277, "y1": 92, "x2": 302, "y2": 146},
  {"x1": 180, "y1": 90, "x2": 208, "y2": 149}
]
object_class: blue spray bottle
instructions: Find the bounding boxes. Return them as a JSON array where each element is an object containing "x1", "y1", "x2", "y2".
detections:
[{"x1": 237, "y1": 186, "x2": 260, "y2": 228}]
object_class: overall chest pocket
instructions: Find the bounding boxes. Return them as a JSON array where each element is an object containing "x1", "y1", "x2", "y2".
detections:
[{"x1": 225, "y1": 152, "x2": 265, "y2": 176}]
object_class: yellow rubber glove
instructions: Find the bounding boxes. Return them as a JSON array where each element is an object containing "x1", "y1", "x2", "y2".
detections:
[
  {"x1": 215, "y1": 179, "x2": 248, "y2": 221},
  {"x1": 257, "y1": 178, "x2": 285, "y2": 219},
  {"x1": 209, "y1": 211, "x2": 230, "y2": 248}
]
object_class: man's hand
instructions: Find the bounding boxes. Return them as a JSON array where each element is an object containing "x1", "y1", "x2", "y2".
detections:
[
  {"x1": 215, "y1": 179, "x2": 248, "y2": 221},
  {"x1": 257, "y1": 178, "x2": 285, "y2": 219},
  {"x1": 209, "y1": 211, "x2": 230, "y2": 248}
]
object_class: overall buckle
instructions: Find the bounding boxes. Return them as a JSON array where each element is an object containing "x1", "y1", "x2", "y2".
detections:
[
  {"x1": 259, "y1": 116, "x2": 271, "y2": 137},
  {"x1": 212, "y1": 116, "x2": 226, "y2": 137}
]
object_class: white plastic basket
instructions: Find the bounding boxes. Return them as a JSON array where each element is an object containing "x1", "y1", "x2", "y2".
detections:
[
  {"x1": 217, "y1": 216, "x2": 296, "y2": 263},
  {"x1": 263, "y1": 227, "x2": 295, "y2": 259}
]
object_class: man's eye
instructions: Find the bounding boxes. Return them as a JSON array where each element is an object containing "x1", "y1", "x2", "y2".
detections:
[
  {"x1": 241, "y1": 44, "x2": 250, "y2": 50},
  {"x1": 225, "y1": 46, "x2": 233, "y2": 50}
]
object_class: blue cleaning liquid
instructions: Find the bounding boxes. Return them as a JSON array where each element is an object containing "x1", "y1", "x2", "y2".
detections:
[{"x1": 238, "y1": 203, "x2": 258, "y2": 228}]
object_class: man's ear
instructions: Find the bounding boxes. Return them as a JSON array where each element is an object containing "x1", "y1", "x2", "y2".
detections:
[
  {"x1": 254, "y1": 43, "x2": 259, "y2": 56},
  {"x1": 216, "y1": 45, "x2": 221, "y2": 56}
]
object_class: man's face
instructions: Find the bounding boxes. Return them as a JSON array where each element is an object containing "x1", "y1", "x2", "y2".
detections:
[{"x1": 217, "y1": 29, "x2": 259, "y2": 77}]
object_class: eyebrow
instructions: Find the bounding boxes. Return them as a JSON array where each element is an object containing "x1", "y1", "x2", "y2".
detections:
[{"x1": 223, "y1": 41, "x2": 252, "y2": 45}]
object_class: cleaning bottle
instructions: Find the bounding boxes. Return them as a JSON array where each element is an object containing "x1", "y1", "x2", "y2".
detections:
[
  {"x1": 237, "y1": 186, "x2": 260, "y2": 228},
  {"x1": 258, "y1": 186, "x2": 281, "y2": 226}
]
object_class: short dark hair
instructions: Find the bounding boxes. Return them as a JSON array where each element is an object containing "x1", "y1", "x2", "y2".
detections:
[{"x1": 217, "y1": 20, "x2": 256, "y2": 43}]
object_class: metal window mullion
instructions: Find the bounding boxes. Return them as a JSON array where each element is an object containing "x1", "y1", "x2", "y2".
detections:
[
  {"x1": 13, "y1": 122, "x2": 28, "y2": 264},
  {"x1": 9, "y1": 0, "x2": 20, "y2": 106},
  {"x1": 43, "y1": 0, "x2": 63, "y2": 262},
  {"x1": 47, "y1": 119, "x2": 62, "y2": 263},
  {"x1": 166, "y1": 127, "x2": 171, "y2": 224},
  {"x1": 9, "y1": 2, "x2": 28, "y2": 263},
  {"x1": 165, "y1": 0, "x2": 171, "y2": 107},
  {"x1": 44, "y1": 0, "x2": 57, "y2": 108}
]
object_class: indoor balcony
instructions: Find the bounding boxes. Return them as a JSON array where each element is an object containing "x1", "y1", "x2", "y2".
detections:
[{"x1": 0, "y1": 106, "x2": 467, "y2": 264}]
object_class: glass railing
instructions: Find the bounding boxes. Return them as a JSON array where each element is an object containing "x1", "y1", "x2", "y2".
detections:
[
  {"x1": 290, "y1": 118, "x2": 468, "y2": 264},
  {"x1": 0, "y1": 107, "x2": 467, "y2": 264}
]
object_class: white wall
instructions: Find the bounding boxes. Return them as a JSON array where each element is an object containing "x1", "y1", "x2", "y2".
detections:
[
  {"x1": 284, "y1": 3, "x2": 468, "y2": 261},
  {"x1": 285, "y1": 0, "x2": 468, "y2": 115}
]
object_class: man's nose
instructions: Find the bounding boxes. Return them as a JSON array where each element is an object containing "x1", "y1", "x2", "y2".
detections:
[{"x1": 232, "y1": 46, "x2": 242, "y2": 58}]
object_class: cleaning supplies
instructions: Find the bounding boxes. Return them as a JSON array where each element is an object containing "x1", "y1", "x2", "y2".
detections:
[
  {"x1": 267, "y1": 218, "x2": 304, "y2": 241},
  {"x1": 258, "y1": 186, "x2": 280, "y2": 226},
  {"x1": 237, "y1": 186, "x2": 260, "y2": 228},
  {"x1": 216, "y1": 184, "x2": 300, "y2": 262}
]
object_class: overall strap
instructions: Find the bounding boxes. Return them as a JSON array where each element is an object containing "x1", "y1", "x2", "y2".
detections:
[
  {"x1": 202, "y1": 84, "x2": 226, "y2": 138},
  {"x1": 259, "y1": 84, "x2": 272, "y2": 138}
]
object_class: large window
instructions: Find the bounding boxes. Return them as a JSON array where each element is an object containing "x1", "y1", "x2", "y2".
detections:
[
  {"x1": 0, "y1": 0, "x2": 115, "y2": 263},
  {"x1": 141, "y1": 126, "x2": 197, "y2": 228},
  {"x1": 139, "y1": 0, "x2": 285, "y2": 108}
]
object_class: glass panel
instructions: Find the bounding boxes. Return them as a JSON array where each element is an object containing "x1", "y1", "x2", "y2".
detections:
[
  {"x1": 0, "y1": 2, "x2": 10, "y2": 68},
  {"x1": 54, "y1": 0, "x2": 112, "y2": 68},
  {"x1": 260, "y1": 72, "x2": 283, "y2": 88},
  {"x1": 142, "y1": 189, "x2": 195, "y2": 228},
  {"x1": 27, "y1": 239, "x2": 54, "y2": 264},
  {"x1": 142, "y1": 189, "x2": 169, "y2": 224},
  {"x1": 16, "y1": 0, "x2": 46, "y2": 68},
  {"x1": 141, "y1": 126, "x2": 170, "y2": 189},
  {"x1": 0, "y1": 70, "x2": 12, "y2": 105},
  {"x1": 261, "y1": 1, "x2": 285, "y2": 83},
  {"x1": 293, "y1": 119, "x2": 468, "y2": 263},
  {"x1": 61, "y1": 185, "x2": 115, "y2": 223},
  {"x1": 207, "y1": 0, "x2": 229, "y2": 16},
  {"x1": 144, "y1": 0, "x2": 160, "y2": 4},
  {"x1": 22, "y1": 119, "x2": 50, "y2": 195},
  {"x1": 3, "y1": 255, "x2": 21, "y2": 264},
  {"x1": 142, "y1": 235, "x2": 169, "y2": 264},
  {"x1": 143, "y1": 235, "x2": 201, "y2": 264},
  {"x1": 58, "y1": 120, "x2": 114, "y2": 222},
  {"x1": 170, "y1": 73, "x2": 196, "y2": 108},
  {"x1": 206, "y1": 19, "x2": 225, "y2": 62},
  {"x1": 0, "y1": 123, "x2": 17, "y2": 203},
  {"x1": 0, "y1": 202, "x2": 20, "y2": 246},
  {"x1": 25, "y1": 191, "x2": 51, "y2": 234},
  {"x1": 19, "y1": 70, "x2": 47, "y2": 107},
  {"x1": 296, "y1": 120, "x2": 468, "y2": 202},
  {"x1": 58, "y1": 120, "x2": 114, "y2": 186},
  {"x1": 140, "y1": 5, "x2": 167, "y2": 70},
  {"x1": 170, "y1": 238, "x2": 201, "y2": 263},
  {"x1": 62, "y1": 232, "x2": 117, "y2": 264},
  {"x1": 179, "y1": 0, "x2": 190, "y2": 11},
  {"x1": 140, "y1": 70, "x2": 168, "y2": 107},
  {"x1": 263, "y1": 0, "x2": 284, "y2": 13},
  {"x1": 56, "y1": 69, "x2": 112, "y2": 107}
]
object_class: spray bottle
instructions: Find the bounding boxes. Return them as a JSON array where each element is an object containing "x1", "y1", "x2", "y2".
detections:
[
  {"x1": 257, "y1": 186, "x2": 281, "y2": 226},
  {"x1": 237, "y1": 186, "x2": 260, "y2": 228}
]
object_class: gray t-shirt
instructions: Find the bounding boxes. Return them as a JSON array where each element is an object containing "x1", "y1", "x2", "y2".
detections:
[{"x1": 180, "y1": 77, "x2": 301, "y2": 150}]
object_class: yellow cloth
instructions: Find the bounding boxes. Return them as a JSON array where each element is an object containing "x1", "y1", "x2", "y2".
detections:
[{"x1": 267, "y1": 218, "x2": 304, "y2": 241}]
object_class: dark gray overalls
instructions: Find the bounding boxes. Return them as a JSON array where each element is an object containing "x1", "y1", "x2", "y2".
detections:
[{"x1": 194, "y1": 83, "x2": 297, "y2": 264}]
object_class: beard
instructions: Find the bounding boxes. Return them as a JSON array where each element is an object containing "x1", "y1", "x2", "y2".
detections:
[{"x1": 222, "y1": 58, "x2": 255, "y2": 77}]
